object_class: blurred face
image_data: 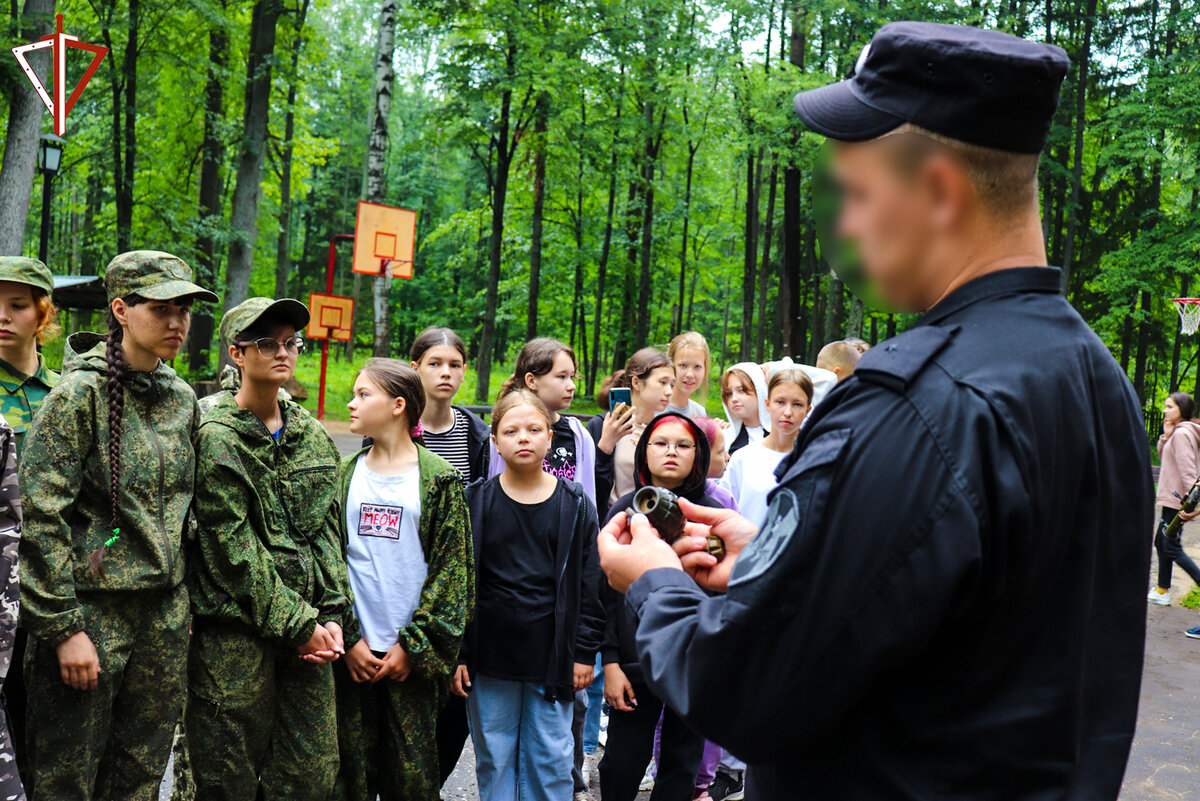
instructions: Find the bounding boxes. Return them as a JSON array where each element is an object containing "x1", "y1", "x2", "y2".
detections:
[
  {"x1": 707, "y1": 433, "x2": 727, "y2": 479},
  {"x1": 723, "y1": 376, "x2": 757, "y2": 422},
  {"x1": 0, "y1": 282, "x2": 42, "y2": 350},
  {"x1": 526, "y1": 351, "x2": 576, "y2": 413},
  {"x1": 632, "y1": 366, "x2": 675, "y2": 413},
  {"x1": 347, "y1": 372, "x2": 405, "y2": 436},
  {"x1": 230, "y1": 323, "x2": 299, "y2": 387},
  {"x1": 644, "y1": 420, "x2": 696, "y2": 490},
  {"x1": 833, "y1": 138, "x2": 955, "y2": 311},
  {"x1": 1165, "y1": 397, "x2": 1182, "y2": 425},
  {"x1": 493, "y1": 403, "x2": 552, "y2": 470},
  {"x1": 768, "y1": 382, "x2": 811, "y2": 437},
  {"x1": 413, "y1": 345, "x2": 465, "y2": 403},
  {"x1": 673, "y1": 348, "x2": 706, "y2": 398},
  {"x1": 117, "y1": 297, "x2": 193, "y2": 364}
]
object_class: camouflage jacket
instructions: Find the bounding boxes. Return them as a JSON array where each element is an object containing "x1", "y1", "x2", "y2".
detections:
[
  {"x1": 18, "y1": 332, "x2": 199, "y2": 645},
  {"x1": 189, "y1": 392, "x2": 352, "y2": 647},
  {"x1": 0, "y1": 418, "x2": 21, "y2": 682},
  {"x1": 0, "y1": 352, "x2": 59, "y2": 458},
  {"x1": 197, "y1": 364, "x2": 290, "y2": 417},
  {"x1": 338, "y1": 445, "x2": 474, "y2": 677}
]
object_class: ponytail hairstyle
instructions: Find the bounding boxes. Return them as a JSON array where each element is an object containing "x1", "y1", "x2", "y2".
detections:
[
  {"x1": 500, "y1": 338, "x2": 577, "y2": 397},
  {"x1": 410, "y1": 326, "x2": 467, "y2": 364},
  {"x1": 667, "y1": 331, "x2": 711, "y2": 397},
  {"x1": 767, "y1": 368, "x2": 816, "y2": 406},
  {"x1": 91, "y1": 294, "x2": 148, "y2": 577},
  {"x1": 491, "y1": 389, "x2": 553, "y2": 437},
  {"x1": 612, "y1": 348, "x2": 672, "y2": 391},
  {"x1": 359, "y1": 357, "x2": 428, "y2": 445}
]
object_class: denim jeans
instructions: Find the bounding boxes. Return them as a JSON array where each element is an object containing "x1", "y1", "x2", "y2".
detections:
[
  {"x1": 1155, "y1": 506, "x2": 1200, "y2": 589},
  {"x1": 583, "y1": 655, "x2": 604, "y2": 752},
  {"x1": 466, "y1": 674, "x2": 574, "y2": 801}
]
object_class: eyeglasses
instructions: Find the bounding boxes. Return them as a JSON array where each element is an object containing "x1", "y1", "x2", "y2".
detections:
[
  {"x1": 647, "y1": 440, "x2": 695, "y2": 456},
  {"x1": 242, "y1": 336, "x2": 305, "y2": 356}
]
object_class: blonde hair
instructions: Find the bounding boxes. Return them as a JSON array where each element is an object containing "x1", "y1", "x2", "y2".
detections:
[
  {"x1": 667, "y1": 331, "x2": 710, "y2": 398},
  {"x1": 491, "y1": 389, "x2": 553, "y2": 436},
  {"x1": 720, "y1": 368, "x2": 756, "y2": 401},
  {"x1": 767, "y1": 368, "x2": 815, "y2": 406},
  {"x1": 817, "y1": 341, "x2": 860, "y2": 375}
]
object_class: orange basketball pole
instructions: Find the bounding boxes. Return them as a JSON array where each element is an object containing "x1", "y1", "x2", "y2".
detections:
[{"x1": 318, "y1": 234, "x2": 355, "y2": 420}]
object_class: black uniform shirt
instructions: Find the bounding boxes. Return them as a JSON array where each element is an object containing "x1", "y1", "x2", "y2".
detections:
[{"x1": 626, "y1": 267, "x2": 1154, "y2": 800}]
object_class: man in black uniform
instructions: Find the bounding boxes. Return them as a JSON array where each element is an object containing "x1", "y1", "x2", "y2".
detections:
[{"x1": 597, "y1": 21, "x2": 1154, "y2": 801}]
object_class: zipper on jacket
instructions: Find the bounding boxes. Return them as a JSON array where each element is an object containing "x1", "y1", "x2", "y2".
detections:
[{"x1": 142, "y1": 402, "x2": 172, "y2": 586}]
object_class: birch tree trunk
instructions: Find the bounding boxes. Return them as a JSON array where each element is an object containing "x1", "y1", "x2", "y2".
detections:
[{"x1": 366, "y1": 0, "x2": 397, "y2": 357}]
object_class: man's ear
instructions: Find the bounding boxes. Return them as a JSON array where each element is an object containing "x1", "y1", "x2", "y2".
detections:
[
  {"x1": 228, "y1": 344, "x2": 244, "y2": 369},
  {"x1": 923, "y1": 153, "x2": 974, "y2": 232}
]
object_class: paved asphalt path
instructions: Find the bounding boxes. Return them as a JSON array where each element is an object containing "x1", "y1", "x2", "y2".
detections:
[{"x1": 153, "y1": 428, "x2": 1198, "y2": 799}]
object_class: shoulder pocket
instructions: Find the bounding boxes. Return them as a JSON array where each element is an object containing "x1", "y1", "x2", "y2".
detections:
[{"x1": 726, "y1": 428, "x2": 852, "y2": 618}]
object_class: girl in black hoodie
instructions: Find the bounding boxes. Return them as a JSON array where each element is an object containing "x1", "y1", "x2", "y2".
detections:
[{"x1": 599, "y1": 411, "x2": 720, "y2": 801}]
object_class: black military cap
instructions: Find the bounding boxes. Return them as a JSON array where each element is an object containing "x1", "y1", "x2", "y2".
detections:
[{"x1": 793, "y1": 21, "x2": 1069, "y2": 154}]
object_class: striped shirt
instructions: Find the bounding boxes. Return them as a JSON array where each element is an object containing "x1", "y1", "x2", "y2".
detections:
[{"x1": 422, "y1": 408, "x2": 473, "y2": 483}]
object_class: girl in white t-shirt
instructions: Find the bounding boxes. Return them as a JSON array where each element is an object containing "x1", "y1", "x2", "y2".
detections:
[
  {"x1": 335, "y1": 358, "x2": 474, "y2": 800},
  {"x1": 721, "y1": 369, "x2": 814, "y2": 529}
]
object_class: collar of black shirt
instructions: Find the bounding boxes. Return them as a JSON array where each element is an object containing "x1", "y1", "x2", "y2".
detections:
[{"x1": 919, "y1": 266, "x2": 1062, "y2": 326}]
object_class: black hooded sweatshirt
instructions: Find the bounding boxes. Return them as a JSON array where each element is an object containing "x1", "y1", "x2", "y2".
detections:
[{"x1": 601, "y1": 412, "x2": 722, "y2": 683}]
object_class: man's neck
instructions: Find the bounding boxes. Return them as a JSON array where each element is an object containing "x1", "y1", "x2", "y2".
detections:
[{"x1": 925, "y1": 218, "x2": 1048, "y2": 309}]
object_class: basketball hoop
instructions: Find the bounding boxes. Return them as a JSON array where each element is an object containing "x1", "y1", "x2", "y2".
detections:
[{"x1": 1174, "y1": 298, "x2": 1200, "y2": 334}]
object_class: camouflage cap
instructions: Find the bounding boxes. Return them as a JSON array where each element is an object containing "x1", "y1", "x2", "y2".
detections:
[
  {"x1": 0, "y1": 257, "x2": 54, "y2": 295},
  {"x1": 219, "y1": 297, "x2": 310, "y2": 349},
  {"x1": 105, "y1": 250, "x2": 218, "y2": 304}
]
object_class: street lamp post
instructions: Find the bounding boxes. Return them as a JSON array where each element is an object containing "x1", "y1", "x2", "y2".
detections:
[{"x1": 36, "y1": 133, "x2": 64, "y2": 264}]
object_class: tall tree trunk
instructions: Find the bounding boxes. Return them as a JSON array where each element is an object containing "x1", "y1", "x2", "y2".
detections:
[
  {"x1": 756, "y1": 159, "x2": 778, "y2": 361},
  {"x1": 676, "y1": 143, "x2": 696, "y2": 334},
  {"x1": 365, "y1": 0, "x2": 397, "y2": 357},
  {"x1": 118, "y1": 0, "x2": 137, "y2": 251},
  {"x1": 781, "y1": 3, "x2": 806, "y2": 357},
  {"x1": 1059, "y1": 0, "x2": 1096, "y2": 295},
  {"x1": 223, "y1": 0, "x2": 282, "y2": 321},
  {"x1": 0, "y1": 0, "x2": 54, "y2": 255},
  {"x1": 527, "y1": 92, "x2": 549, "y2": 340},
  {"x1": 1133, "y1": 290, "x2": 1152, "y2": 402},
  {"x1": 589, "y1": 72, "x2": 623, "y2": 394},
  {"x1": 274, "y1": 0, "x2": 309, "y2": 299},
  {"x1": 633, "y1": 136, "x2": 658, "y2": 350},
  {"x1": 188, "y1": 11, "x2": 229, "y2": 371},
  {"x1": 613, "y1": 176, "x2": 642, "y2": 370},
  {"x1": 475, "y1": 44, "x2": 519, "y2": 402},
  {"x1": 740, "y1": 149, "x2": 759, "y2": 359},
  {"x1": 1171, "y1": 275, "x2": 1188, "y2": 391}
]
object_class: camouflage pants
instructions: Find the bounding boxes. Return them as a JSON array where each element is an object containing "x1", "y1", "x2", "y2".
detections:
[
  {"x1": 186, "y1": 622, "x2": 337, "y2": 801},
  {"x1": 24, "y1": 585, "x2": 189, "y2": 801},
  {"x1": 0, "y1": 530, "x2": 25, "y2": 800},
  {"x1": 333, "y1": 658, "x2": 443, "y2": 801}
]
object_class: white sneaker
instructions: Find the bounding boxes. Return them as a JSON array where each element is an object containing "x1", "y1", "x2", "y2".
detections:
[
  {"x1": 1148, "y1": 588, "x2": 1172, "y2": 606},
  {"x1": 582, "y1": 761, "x2": 592, "y2": 787},
  {"x1": 639, "y1": 761, "x2": 656, "y2": 792}
]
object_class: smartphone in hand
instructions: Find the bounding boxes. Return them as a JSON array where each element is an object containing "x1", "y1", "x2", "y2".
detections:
[{"x1": 610, "y1": 387, "x2": 632, "y2": 408}]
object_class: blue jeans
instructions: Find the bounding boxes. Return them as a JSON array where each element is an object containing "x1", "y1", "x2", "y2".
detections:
[
  {"x1": 466, "y1": 674, "x2": 574, "y2": 801},
  {"x1": 583, "y1": 655, "x2": 603, "y2": 753}
]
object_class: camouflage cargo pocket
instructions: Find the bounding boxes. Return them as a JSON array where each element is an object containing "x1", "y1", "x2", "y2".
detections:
[{"x1": 188, "y1": 624, "x2": 271, "y2": 710}]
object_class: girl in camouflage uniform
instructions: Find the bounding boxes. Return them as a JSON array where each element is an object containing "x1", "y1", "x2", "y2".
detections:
[
  {"x1": 333, "y1": 359, "x2": 473, "y2": 801},
  {"x1": 186, "y1": 298, "x2": 353, "y2": 801},
  {"x1": 18, "y1": 251, "x2": 216, "y2": 801}
]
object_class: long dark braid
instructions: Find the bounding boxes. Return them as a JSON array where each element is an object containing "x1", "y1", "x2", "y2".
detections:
[{"x1": 89, "y1": 299, "x2": 139, "y2": 577}]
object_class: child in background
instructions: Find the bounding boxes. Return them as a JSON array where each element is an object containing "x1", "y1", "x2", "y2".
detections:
[
  {"x1": 335, "y1": 359, "x2": 473, "y2": 801},
  {"x1": 816, "y1": 340, "x2": 861, "y2": 383},
  {"x1": 666, "y1": 332, "x2": 710, "y2": 418},
  {"x1": 410, "y1": 327, "x2": 491, "y2": 484},
  {"x1": 406, "y1": 327, "x2": 489, "y2": 786},
  {"x1": 720, "y1": 362, "x2": 770, "y2": 455},
  {"x1": 722, "y1": 369, "x2": 814, "y2": 529},
  {"x1": 456, "y1": 391, "x2": 602, "y2": 801},
  {"x1": 694, "y1": 416, "x2": 736, "y2": 511},
  {"x1": 600, "y1": 412, "x2": 716, "y2": 801},
  {"x1": 603, "y1": 349, "x2": 676, "y2": 509},
  {"x1": 490, "y1": 339, "x2": 597, "y2": 502}
]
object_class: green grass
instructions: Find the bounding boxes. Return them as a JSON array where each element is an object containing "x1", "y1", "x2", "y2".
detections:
[{"x1": 1181, "y1": 585, "x2": 1200, "y2": 610}]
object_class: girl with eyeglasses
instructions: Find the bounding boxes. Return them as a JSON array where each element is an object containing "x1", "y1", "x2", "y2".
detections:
[
  {"x1": 186, "y1": 297, "x2": 354, "y2": 801},
  {"x1": 18, "y1": 251, "x2": 215, "y2": 799},
  {"x1": 598, "y1": 411, "x2": 722, "y2": 801}
]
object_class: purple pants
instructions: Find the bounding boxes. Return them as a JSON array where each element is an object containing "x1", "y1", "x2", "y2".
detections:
[{"x1": 653, "y1": 712, "x2": 721, "y2": 793}]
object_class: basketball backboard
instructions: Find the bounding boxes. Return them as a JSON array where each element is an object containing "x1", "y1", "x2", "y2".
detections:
[
  {"x1": 352, "y1": 200, "x2": 417, "y2": 279},
  {"x1": 308, "y1": 293, "x2": 355, "y2": 342}
]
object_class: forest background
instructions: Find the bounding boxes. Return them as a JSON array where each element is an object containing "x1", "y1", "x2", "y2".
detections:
[{"x1": 1, "y1": 0, "x2": 1198, "y2": 432}]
